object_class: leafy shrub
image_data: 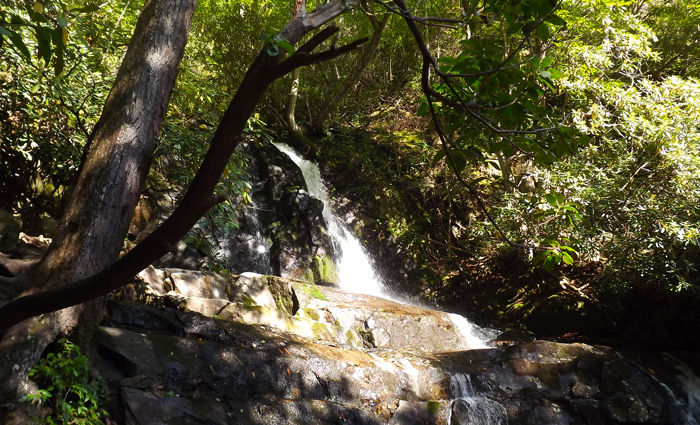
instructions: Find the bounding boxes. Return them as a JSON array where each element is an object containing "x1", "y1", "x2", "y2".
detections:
[{"x1": 24, "y1": 338, "x2": 107, "y2": 425}]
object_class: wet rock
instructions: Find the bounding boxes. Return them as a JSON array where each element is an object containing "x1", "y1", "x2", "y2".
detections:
[
  {"x1": 388, "y1": 400, "x2": 439, "y2": 424},
  {"x1": 534, "y1": 400, "x2": 571, "y2": 424},
  {"x1": 99, "y1": 270, "x2": 700, "y2": 425},
  {"x1": 451, "y1": 397, "x2": 507, "y2": 425},
  {"x1": 570, "y1": 399, "x2": 602, "y2": 424}
]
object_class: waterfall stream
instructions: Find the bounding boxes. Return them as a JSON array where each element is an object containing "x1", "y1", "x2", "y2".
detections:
[
  {"x1": 448, "y1": 373, "x2": 508, "y2": 425},
  {"x1": 271, "y1": 143, "x2": 497, "y2": 348},
  {"x1": 273, "y1": 142, "x2": 389, "y2": 298}
]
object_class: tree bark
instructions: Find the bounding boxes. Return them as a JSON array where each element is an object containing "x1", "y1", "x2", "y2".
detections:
[
  {"x1": 312, "y1": 7, "x2": 389, "y2": 134},
  {"x1": 0, "y1": 0, "x2": 197, "y2": 418},
  {"x1": 0, "y1": 0, "x2": 364, "y2": 420},
  {"x1": 285, "y1": 67, "x2": 302, "y2": 135}
]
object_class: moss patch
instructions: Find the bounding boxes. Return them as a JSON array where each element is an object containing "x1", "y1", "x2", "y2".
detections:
[
  {"x1": 295, "y1": 284, "x2": 328, "y2": 301},
  {"x1": 303, "y1": 308, "x2": 320, "y2": 321}
]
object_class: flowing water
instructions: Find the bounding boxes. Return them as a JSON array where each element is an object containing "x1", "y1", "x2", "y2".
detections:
[
  {"x1": 447, "y1": 373, "x2": 508, "y2": 425},
  {"x1": 272, "y1": 142, "x2": 495, "y2": 347},
  {"x1": 664, "y1": 355, "x2": 700, "y2": 424},
  {"x1": 273, "y1": 142, "x2": 389, "y2": 298}
]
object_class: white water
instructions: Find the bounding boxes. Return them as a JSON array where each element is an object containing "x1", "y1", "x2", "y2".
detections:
[
  {"x1": 448, "y1": 313, "x2": 498, "y2": 349},
  {"x1": 663, "y1": 355, "x2": 700, "y2": 424},
  {"x1": 448, "y1": 373, "x2": 508, "y2": 425},
  {"x1": 273, "y1": 142, "x2": 388, "y2": 298},
  {"x1": 272, "y1": 143, "x2": 495, "y2": 349}
]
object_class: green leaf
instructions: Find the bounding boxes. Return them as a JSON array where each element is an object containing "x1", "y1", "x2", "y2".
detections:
[
  {"x1": 543, "y1": 252, "x2": 560, "y2": 271},
  {"x1": 276, "y1": 39, "x2": 294, "y2": 55},
  {"x1": 417, "y1": 102, "x2": 429, "y2": 117},
  {"x1": 446, "y1": 149, "x2": 467, "y2": 173},
  {"x1": 536, "y1": 23, "x2": 550, "y2": 42},
  {"x1": 468, "y1": 176, "x2": 488, "y2": 186},
  {"x1": 561, "y1": 251, "x2": 574, "y2": 265},
  {"x1": 9, "y1": 32, "x2": 31, "y2": 60},
  {"x1": 57, "y1": 17, "x2": 68, "y2": 28},
  {"x1": 77, "y1": 3, "x2": 100, "y2": 13},
  {"x1": 533, "y1": 250, "x2": 548, "y2": 266},
  {"x1": 0, "y1": 25, "x2": 13, "y2": 37},
  {"x1": 546, "y1": 14, "x2": 566, "y2": 26},
  {"x1": 548, "y1": 69, "x2": 563, "y2": 79},
  {"x1": 431, "y1": 149, "x2": 447, "y2": 167},
  {"x1": 35, "y1": 26, "x2": 53, "y2": 64}
]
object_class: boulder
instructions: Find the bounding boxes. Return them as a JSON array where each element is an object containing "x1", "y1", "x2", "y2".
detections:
[{"x1": 97, "y1": 269, "x2": 700, "y2": 425}]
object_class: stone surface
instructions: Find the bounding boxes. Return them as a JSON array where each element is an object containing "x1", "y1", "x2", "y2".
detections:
[{"x1": 97, "y1": 269, "x2": 700, "y2": 425}]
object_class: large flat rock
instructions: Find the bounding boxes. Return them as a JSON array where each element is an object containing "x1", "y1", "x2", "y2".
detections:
[{"x1": 127, "y1": 268, "x2": 478, "y2": 352}]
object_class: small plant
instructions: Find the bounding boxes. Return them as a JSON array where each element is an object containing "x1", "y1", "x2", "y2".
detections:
[{"x1": 24, "y1": 338, "x2": 107, "y2": 424}]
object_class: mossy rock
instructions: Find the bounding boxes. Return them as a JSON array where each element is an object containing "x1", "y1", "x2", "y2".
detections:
[{"x1": 311, "y1": 255, "x2": 339, "y2": 286}]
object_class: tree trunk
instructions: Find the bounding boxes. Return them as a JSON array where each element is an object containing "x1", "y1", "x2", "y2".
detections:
[
  {"x1": 286, "y1": 67, "x2": 302, "y2": 135},
  {"x1": 0, "y1": 0, "x2": 364, "y2": 420},
  {"x1": 0, "y1": 0, "x2": 196, "y2": 419},
  {"x1": 312, "y1": 9, "x2": 389, "y2": 134}
]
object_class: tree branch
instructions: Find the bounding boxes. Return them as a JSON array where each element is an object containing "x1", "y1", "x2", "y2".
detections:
[{"x1": 0, "y1": 0, "x2": 366, "y2": 333}]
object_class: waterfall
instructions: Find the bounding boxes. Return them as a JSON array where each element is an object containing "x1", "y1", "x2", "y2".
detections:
[
  {"x1": 272, "y1": 142, "x2": 388, "y2": 298},
  {"x1": 663, "y1": 354, "x2": 700, "y2": 424},
  {"x1": 448, "y1": 313, "x2": 498, "y2": 349},
  {"x1": 448, "y1": 373, "x2": 508, "y2": 425},
  {"x1": 271, "y1": 142, "x2": 495, "y2": 348}
]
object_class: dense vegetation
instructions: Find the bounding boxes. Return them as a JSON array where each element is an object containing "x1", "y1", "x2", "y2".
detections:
[{"x1": 2, "y1": 0, "x2": 698, "y2": 348}]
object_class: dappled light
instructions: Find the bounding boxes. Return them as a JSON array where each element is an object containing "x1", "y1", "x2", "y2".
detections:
[{"x1": 2, "y1": 0, "x2": 700, "y2": 422}]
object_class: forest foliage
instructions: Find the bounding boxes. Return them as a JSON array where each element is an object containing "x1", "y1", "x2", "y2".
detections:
[{"x1": 1, "y1": 0, "x2": 698, "y2": 314}]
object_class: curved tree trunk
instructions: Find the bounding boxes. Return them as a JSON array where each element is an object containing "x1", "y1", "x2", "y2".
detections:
[
  {"x1": 0, "y1": 0, "x2": 364, "y2": 421},
  {"x1": 312, "y1": 8, "x2": 389, "y2": 134},
  {"x1": 0, "y1": 0, "x2": 197, "y2": 420}
]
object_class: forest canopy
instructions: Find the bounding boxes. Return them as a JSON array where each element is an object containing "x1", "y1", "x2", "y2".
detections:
[{"x1": 1, "y1": 0, "x2": 699, "y2": 351}]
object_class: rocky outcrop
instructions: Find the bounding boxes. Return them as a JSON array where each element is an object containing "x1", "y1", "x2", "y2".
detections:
[
  {"x1": 101, "y1": 268, "x2": 700, "y2": 424},
  {"x1": 250, "y1": 141, "x2": 335, "y2": 282}
]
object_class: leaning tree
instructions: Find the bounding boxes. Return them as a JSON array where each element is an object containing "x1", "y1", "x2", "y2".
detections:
[
  {"x1": 0, "y1": 0, "x2": 366, "y2": 419},
  {"x1": 0, "y1": 0, "x2": 576, "y2": 420}
]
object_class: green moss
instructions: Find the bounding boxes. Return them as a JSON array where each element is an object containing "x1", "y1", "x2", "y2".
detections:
[
  {"x1": 267, "y1": 277, "x2": 293, "y2": 315},
  {"x1": 308, "y1": 287, "x2": 327, "y2": 300},
  {"x1": 295, "y1": 284, "x2": 328, "y2": 301},
  {"x1": 311, "y1": 322, "x2": 329, "y2": 339},
  {"x1": 240, "y1": 294, "x2": 257, "y2": 307},
  {"x1": 310, "y1": 255, "x2": 339, "y2": 285},
  {"x1": 426, "y1": 401, "x2": 440, "y2": 415},
  {"x1": 345, "y1": 329, "x2": 358, "y2": 346},
  {"x1": 303, "y1": 308, "x2": 320, "y2": 321}
]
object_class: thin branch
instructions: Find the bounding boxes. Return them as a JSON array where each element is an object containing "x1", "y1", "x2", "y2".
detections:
[
  {"x1": 266, "y1": 27, "x2": 368, "y2": 80},
  {"x1": 374, "y1": 0, "x2": 462, "y2": 28}
]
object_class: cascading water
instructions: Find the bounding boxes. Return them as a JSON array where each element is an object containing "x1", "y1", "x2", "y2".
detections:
[
  {"x1": 272, "y1": 142, "x2": 388, "y2": 298},
  {"x1": 271, "y1": 142, "x2": 496, "y2": 348},
  {"x1": 447, "y1": 373, "x2": 508, "y2": 425},
  {"x1": 664, "y1": 355, "x2": 700, "y2": 424}
]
